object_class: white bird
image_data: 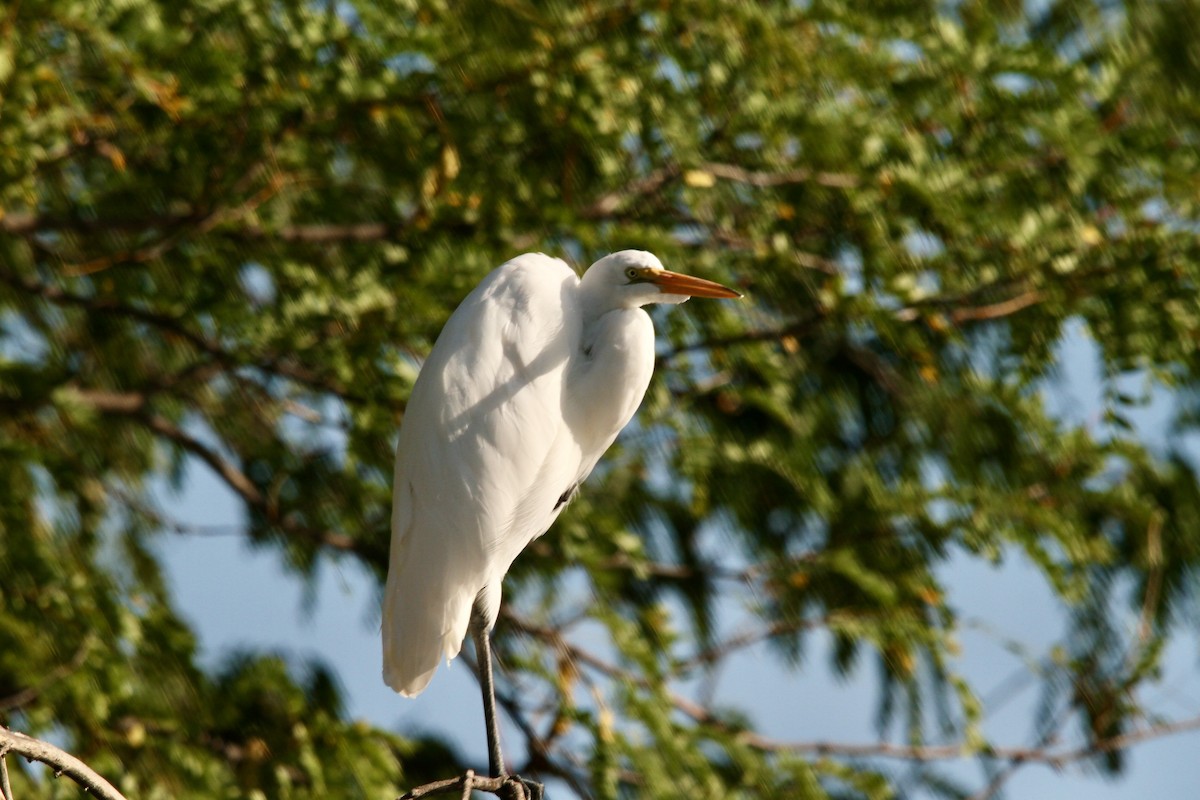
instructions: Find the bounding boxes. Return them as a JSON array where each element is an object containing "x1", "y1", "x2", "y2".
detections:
[{"x1": 382, "y1": 250, "x2": 739, "y2": 791}]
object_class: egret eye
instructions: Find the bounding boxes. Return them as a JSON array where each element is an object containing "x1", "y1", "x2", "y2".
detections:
[{"x1": 625, "y1": 267, "x2": 639, "y2": 280}]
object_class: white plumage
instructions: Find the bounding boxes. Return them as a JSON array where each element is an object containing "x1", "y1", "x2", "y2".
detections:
[{"x1": 381, "y1": 249, "x2": 739, "y2": 706}]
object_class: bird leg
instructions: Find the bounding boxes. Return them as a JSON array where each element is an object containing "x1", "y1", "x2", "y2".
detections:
[
  {"x1": 470, "y1": 618, "x2": 506, "y2": 780},
  {"x1": 470, "y1": 611, "x2": 545, "y2": 800}
]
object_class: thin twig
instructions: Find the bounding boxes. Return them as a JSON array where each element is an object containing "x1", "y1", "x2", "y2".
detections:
[
  {"x1": 948, "y1": 290, "x2": 1042, "y2": 323},
  {"x1": 0, "y1": 727, "x2": 128, "y2": 800},
  {"x1": 0, "y1": 749, "x2": 13, "y2": 800},
  {"x1": 966, "y1": 702, "x2": 1072, "y2": 800}
]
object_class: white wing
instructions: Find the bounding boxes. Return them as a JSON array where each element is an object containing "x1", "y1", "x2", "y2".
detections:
[{"x1": 382, "y1": 253, "x2": 590, "y2": 696}]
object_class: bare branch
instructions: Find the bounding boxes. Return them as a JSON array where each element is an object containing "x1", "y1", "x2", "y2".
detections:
[
  {"x1": 0, "y1": 211, "x2": 181, "y2": 235},
  {"x1": 0, "y1": 750, "x2": 12, "y2": 800},
  {"x1": 893, "y1": 269, "x2": 1044, "y2": 325},
  {"x1": 792, "y1": 249, "x2": 842, "y2": 275},
  {"x1": 501, "y1": 608, "x2": 708, "y2": 725},
  {"x1": 968, "y1": 764, "x2": 1018, "y2": 800},
  {"x1": 0, "y1": 268, "x2": 215, "y2": 355},
  {"x1": 494, "y1": 689, "x2": 592, "y2": 800},
  {"x1": 0, "y1": 726, "x2": 129, "y2": 800},
  {"x1": 965, "y1": 703, "x2": 1073, "y2": 800},
  {"x1": 140, "y1": 412, "x2": 265, "y2": 505},
  {"x1": 948, "y1": 290, "x2": 1043, "y2": 323},
  {"x1": 1, "y1": 159, "x2": 855, "y2": 257},
  {"x1": 526, "y1": 546, "x2": 750, "y2": 583},
  {"x1": 398, "y1": 769, "x2": 538, "y2": 800},
  {"x1": 844, "y1": 341, "x2": 905, "y2": 397}
]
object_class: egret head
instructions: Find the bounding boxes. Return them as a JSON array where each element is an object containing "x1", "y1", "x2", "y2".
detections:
[{"x1": 582, "y1": 250, "x2": 741, "y2": 310}]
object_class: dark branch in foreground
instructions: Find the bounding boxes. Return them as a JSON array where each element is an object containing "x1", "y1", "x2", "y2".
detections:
[
  {"x1": 0, "y1": 726, "x2": 128, "y2": 800},
  {"x1": 398, "y1": 769, "x2": 539, "y2": 800},
  {"x1": 1, "y1": 750, "x2": 12, "y2": 800}
]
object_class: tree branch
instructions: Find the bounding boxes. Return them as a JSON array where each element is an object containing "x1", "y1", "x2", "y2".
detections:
[
  {"x1": 892, "y1": 269, "x2": 1044, "y2": 325},
  {"x1": 0, "y1": 726, "x2": 129, "y2": 800},
  {"x1": 1, "y1": 750, "x2": 12, "y2": 800},
  {"x1": 398, "y1": 769, "x2": 538, "y2": 800},
  {"x1": 948, "y1": 290, "x2": 1043, "y2": 324}
]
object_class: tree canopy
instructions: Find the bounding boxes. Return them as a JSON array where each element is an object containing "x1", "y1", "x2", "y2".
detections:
[{"x1": 2, "y1": 0, "x2": 1199, "y2": 798}]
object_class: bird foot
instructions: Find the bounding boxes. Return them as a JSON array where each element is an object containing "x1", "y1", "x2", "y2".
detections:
[{"x1": 497, "y1": 774, "x2": 544, "y2": 800}]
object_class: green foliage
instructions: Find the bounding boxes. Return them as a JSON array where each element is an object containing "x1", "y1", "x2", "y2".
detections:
[{"x1": 3, "y1": 0, "x2": 1199, "y2": 797}]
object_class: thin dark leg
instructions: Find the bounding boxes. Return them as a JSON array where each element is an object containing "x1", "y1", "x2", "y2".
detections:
[
  {"x1": 470, "y1": 609, "x2": 544, "y2": 799},
  {"x1": 471, "y1": 619, "x2": 506, "y2": 779}
]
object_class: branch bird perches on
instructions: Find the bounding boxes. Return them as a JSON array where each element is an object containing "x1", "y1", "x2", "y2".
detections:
[{"x1": 0, "y1": 726, "x2": 128, "y2": 800}]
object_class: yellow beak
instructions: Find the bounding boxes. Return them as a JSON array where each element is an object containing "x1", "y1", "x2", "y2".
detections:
[{"x1": 650, "y1": 269, "x2": 742, "y2": 299}]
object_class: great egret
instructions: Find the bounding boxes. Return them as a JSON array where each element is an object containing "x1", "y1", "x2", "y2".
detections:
[{"x1": 382, "y1": 250, "x2": 740, "y2": 793}]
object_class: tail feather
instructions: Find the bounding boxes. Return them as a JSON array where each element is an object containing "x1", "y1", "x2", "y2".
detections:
[{"x1": 381, "y1": 538, "x2": 477, "y2": 696}]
